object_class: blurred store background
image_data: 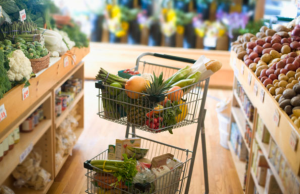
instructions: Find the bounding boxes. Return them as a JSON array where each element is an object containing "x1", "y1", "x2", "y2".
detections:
[{"x1": 54, "y1": 0, "x2": 300, "y2": 51}]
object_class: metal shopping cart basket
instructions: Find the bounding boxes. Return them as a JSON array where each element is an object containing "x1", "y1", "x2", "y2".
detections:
[{"x1": 85, "y1": 53, "x2": 210, "y2": 194}]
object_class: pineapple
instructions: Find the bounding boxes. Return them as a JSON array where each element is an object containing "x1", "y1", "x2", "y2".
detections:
[
  {"x1": 127, "y1": 96, "x2": 152, "y2": 125},
  {"x1": 145, "y1": 72, "x2": 171, "y2": 96}
]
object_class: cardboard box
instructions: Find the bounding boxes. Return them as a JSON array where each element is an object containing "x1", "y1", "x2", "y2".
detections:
[
  {"x1": 257, "y1": 167, "x2": 268, "y2": 187},
  {"x1": 115, "y1": 138, "x2": 141, "y2": 160},
  {"x1": 264, "y1": 169, "x2": 281, "y2": 194},
  {"x1": 108, "y1": 145, "x2": 116, "y2": 160}
]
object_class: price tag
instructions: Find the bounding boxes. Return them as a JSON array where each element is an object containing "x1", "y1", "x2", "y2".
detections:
[
  {"x1": 0, "y1": 6, "x2": 3, "y2": 17},
  {"x1": 19, "y1": 9, "x2": 26, "y2": 21},
  {"x1": 203, "y1": 37, "x2": 217, "y2": 47},
  {"x1": 273, "y1": 109, "x2": 280, "y2": 126},
  {"x1": 289, "y1": 130, "x2": 298, "y2": 151},
  {"x1": 234, "y1": 67, "x2": 239, "y2": 77},
  {"x1": 0, "y1": 104, "x2": 7, "y2": 122},
  {"x1": 233, "y1": 58, "x2": 237, "y2": 66},
  {"x1": 248, "y1": 72, "x2": 252, "y2": 85},
  {"x1": 19, "y1": 143, "x2": 33, "y2": 163},
  {"x1": 22, "y1": 87, "x2": 29, "y2": 100},
  {"x1": 241, "y1": 64, "x2": 245, "y2": 75},
  {"x1": 260, "y1": 88, "x2": 265, "y2": 103},
  {"x1": 254, "y1": 82, "x2": 258, "y2": 96},
  {"x1": 64, "y1": 57, "x2": 69, "y2": 67},
  {"x1": 72, "y1": 55, "x2": 76, "y2": 65}
]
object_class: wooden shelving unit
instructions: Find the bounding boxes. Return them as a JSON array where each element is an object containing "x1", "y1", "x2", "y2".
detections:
[
  {"x1": 0, "y1": 47, "x2": 89, "y2": 192},
  {"x1": 229, "y1": 51, "x2": 300, "y2": 193},
  {"x1": 228, "y1": 142, "x2": 246, "y2": 187}
]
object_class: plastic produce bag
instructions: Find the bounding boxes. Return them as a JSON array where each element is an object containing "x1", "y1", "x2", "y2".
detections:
[
  {"x1": 191, "y1": 55, "x2": 222, "y2": 81},
  {"x1": 216, "y1": 99, "x2": 231, "y2": 149},
  {"x1": 0, "y1": 185, "x2": 14, "y2": 194}
]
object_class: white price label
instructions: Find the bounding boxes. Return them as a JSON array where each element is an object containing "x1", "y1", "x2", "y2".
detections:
[
  {"x1": 254, "y1": 82, "x2": 258, "y2": 96},
  {"x1": 260, "y1": 88, "x2": 265, "y2": 103},
  {"x1": 273, "y1": 109, "x2": 280, "y2": 127},
  {"x1": 241, "y1": 64, "x2": 244, "y2": 75},
  {"x1": 234, "y1": 67, "x2": 239, "y2": 77},
  {"x1": 64, "y1": 57, "x2": 69, "y2": 67},
  {"x1": 19, "y1": 9, "x2": 26, "y2": 21},
  {"x1": 19, "y1": 143, "x2": 33, "y2": 163},
  {"x1": 72, "y1": 55, "x2": 76, "y2": 65},
  {"x1": 22, "y1": 87, "x2": 29, "y2": 100},
  {"x1": 248, "y1": 73, "x2": 252, "y2": 85},
  {"x1": 289, "y1": 130, "x2": 298, "y2": 151},
  {"x1": 203, "y1": 37, "x2": 217, "y2": 47},
  {"x1": 0, "y1": 6, "x2": 3, "y2": 17},
  {"x1": 0, "y1": 104, "x2": 7, "y2": 122},
  {"x1": 233, "y1": 58, "x2": 237, "y2": 66}
]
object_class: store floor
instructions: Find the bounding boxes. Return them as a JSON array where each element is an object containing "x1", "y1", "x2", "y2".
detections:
[{"x1": 48, "y1": 81, "x2": 241, "y2": 194}]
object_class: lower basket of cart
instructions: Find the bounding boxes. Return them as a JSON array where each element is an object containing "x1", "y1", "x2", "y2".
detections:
[{"x1": 84, "y1": 135, "x2": 193, "y2": 194}]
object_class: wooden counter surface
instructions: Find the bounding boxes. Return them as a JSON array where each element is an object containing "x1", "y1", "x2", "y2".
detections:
[{"x1": 84, "y1": 43, "x2": 233, "y2": 89}]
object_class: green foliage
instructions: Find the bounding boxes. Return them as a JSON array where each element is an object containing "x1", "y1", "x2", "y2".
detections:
[
  {"x1": 175, "y1": 10, "x2": 195, "y2": 26},
  {"x1": 238, "y1": 20, "x2": 265, "y2": 35},
  {"x1": 62, "y1": 24, "x2": 89, "y2": 48},
  {"x1": 0, "y1": 49, "x2": 11, "y2": 99}
]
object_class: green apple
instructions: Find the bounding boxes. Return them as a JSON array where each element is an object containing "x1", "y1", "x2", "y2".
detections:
[{"x1": 109, "y1": 82, "x2": 122, "y2": 96}]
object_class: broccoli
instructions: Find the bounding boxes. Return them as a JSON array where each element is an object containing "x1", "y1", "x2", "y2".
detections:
[
  {"x1": 0, "y1": 50, "x2": 11, "y2": 99},
  {"x1": 4, "y1": 40, "x2": 12, "y2": 46}
]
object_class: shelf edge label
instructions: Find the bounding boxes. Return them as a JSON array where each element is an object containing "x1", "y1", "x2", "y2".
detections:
[
  {"x1": 248, "y1": 72, "x2": 252, "y2": 86},
  {"x1": 20, "y1": 142, "x2": 33, "y2": 163},
  {"x1": 0, "y1": 104, "x2": 7, "y2": 122},
  {"x1": 241, "y1": 64, "x2": 245, "y2": 75},
  {"x1": 260, "y1": 88, "x2": 265, "y2": 103},
  {"x1": 22, "y1": 87, "x2": 29, "y2": 100},
  {"x1": 19, "y1": 9, "x2": 26, "y2": 21},
  {"x1": 273, "y1": 109, "x2": 280, "y2": 127},
  {"x1": 64, "y1": 57, "x2": 69, "y2": 67},
  {"x1": 254, "y1": 81, "x2": 258, "y2": 96},
  {"x1": 289, "y1": 130, "x2": 298, "y2": 151}
]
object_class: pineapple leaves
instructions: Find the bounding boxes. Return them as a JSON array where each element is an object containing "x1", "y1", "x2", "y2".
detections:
[{"x1": 145, "y1": 72, "x2": 171, "y2": 96}]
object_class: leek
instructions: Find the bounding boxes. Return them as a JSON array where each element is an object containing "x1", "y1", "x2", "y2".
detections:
[
  {"x1": 187, "y1": 72, "x2": 201, "y2": 83},
  {"x1": 165, "y1": 65, "x2": 192, "y2": 87},
  {"x1": 171, "y1": 78, "x2": 195, "y2": 88}
]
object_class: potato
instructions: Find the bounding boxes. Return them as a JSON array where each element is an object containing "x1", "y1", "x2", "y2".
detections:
[
  {"x1": 297, "y1": 69, "x2": 300, "y2": 73},
  {"x1": 273, "y1": 79, "x2": 279, "y2": 84},
  {"x1": 243, "y1": 36, "x2": 250, "y2": 43},
  {"x1": 288, "y1": 77, "x2": 296, "y2": 83},
  {"x1": 295, "y1": 72, "x2": 300, "y2": 80},
  {"x1": 278, "y1": 75, "x2": 288, "y2": 81},
  {"x1": 245, "y1": 59, "x2": 253, "y2": 66},
  {"x1": 275, "y1": 31, "x2": 289, "y2": 38},
  {"x1": 281, "y1": 45, "x2": 291, "y2": 54},
  {"x1": 261, "y1": 54, "x2": 272, "y2": 63},
  {"x1": 254, "y1": 57, "x2": 260, "y2": 63},
  {"x1": 292, "y1": 80, "x2": 299, "y2": 85},
  {"x1": 283, "y1": 88, "x2": 296, "y2": 99},
  {"x1": 256, "y1": 39, "x2": 265, "y2": 46},
  {"x1": 237, "y1": 51, "x2": 247, "y2": 60},
  {"x1": 271, "y1": 38, "x2": 281, "y2": 44},
  {"x1": 275, "y1": 94, "x2": 282, "y2": 102},
  {"x1": 279, "y1": 80, "x2": 288, "y2": 87},
  {"x1": 272, "y1": 43, "x2": 282, "y2": 52},
  {"x1": 294, "y1": 119, "x2": 300, "y2": 127},
  {"x1": 274, "y1": 82, "x2": 279, "y2": 87},
  {"x1": 249, "y1": 63, "x2": 257, "y2": 72},
  {"x1": 263, "y1": 43, "x2": 272, "y2": 49},
  {"x1": 254, "y1": 45, "x2": 263, "y2": 55},
  {"x1": 262, "y1": 48, "x2": 274, "y2": 54},
  {"x1": 255, "y1": 66, "x2": 268, "y2": 76},
  {"x1": 266, "y1": 84, "x2": 273, "y2": 90},
  {"x1": 269, "y1": 87, "x2": 276, "y2": 95},
  {"x1": 286, "y1": 83, "x2": 294, "y2": 89},
  {"x1": 250, "y1": 37, "x2": 258, "y2": 42},
  {"x1": 237, "y1": 35, "x2": 243, "y2": 43},
  {"x1": 275, "y1": 87, "x2": 285, "y2": 95},
  {"x1": 286, "y1": 71, "x2": 296, "y2": 78},
  {"x1": 270, "y1": 50, "x2": 280, "y2": 59},
  {"x1": 265, "y1": 36, "x2": 272, "y2": 43},
  {"x1": 258, "y1": 60, "x2": 267, "y2": 67},
  {"x1": 249, "y1": 52, "x2": 259, "y2": 60},
  {"x1": 279, "y1": 96, "x2": 286, "y2": 103},
  {"x1": 275, "y1": 25, "x2": 289, "y2": 32},
  {"x1": 247, "y1": 42, "x2": 256, "y2": 49},
  {"x1": 293, "y1": 83, "x2": 300, "y2": 94},
  {"x1": 291, "y1": 95, "x2": 300, "y2": 106},
  {"x1": 266, "y1": 29, "x2": 276, "y2": 36},
  {"x1": 260, "y1": 26, "x2": 268, "y2": 33},
  {"x1": 290, "y1": 41, "x2": 300, "y2": 50},
  {"x1": 284, "y1": 105, "x2": 293, "y2": 115},
  {"x1": 293, "y1": 109, "x2": 300, "y2": 117},
  {"x1": 279, "y1": 99, "x2": 291, "y2": 109},
  {"x1": 291, "y1": 116, "x2": 298, "y2": 122},
  {"x1": 281, "y1": 54, "x2": 288, "y2": 59},
  {"x1": 256, "y1": 32, "x2": 266, "y2": 38}
]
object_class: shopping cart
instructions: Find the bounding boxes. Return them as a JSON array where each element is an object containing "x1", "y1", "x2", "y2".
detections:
[{"x1": 85, "y1": 53, "x2": 210, "y2": 194}]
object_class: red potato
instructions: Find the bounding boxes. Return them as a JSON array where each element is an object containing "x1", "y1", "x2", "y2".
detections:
[
  {"x1": 282, "y1": 43, "x2": 290, "y2": 46},
  {"x1": 263, "y1": 43, "x2": 272, "y2": 48},
  {"x1": 254, "y1": 46, "x2": 263, "y2": 55},
  {"x1": 271, "y1": 38, "x2": 281, "y2": 44},
  {"x1": 263, "y1": 78, "x2": 273, "y2": 86},
  {"x1": 269, "y1": 74, "x2": 277, "y2": 80},
  {"x1": 245, "y1": 59, "x2": 253, "y2": 66},
  {"x1": 288, "y1": 64, "x2": 297, "y2": 71},
  {"x1": 265, "y1": 36, "x2": 272, "y2": 43},
  {"x1": 247, "y1": 48, "x2": 253, "y2": 55},
  {"x1": 288, "y1": 37, "x2": 292, "y2": 43},
  {"x1": 287, "y1": 57, "x2": 295, "y2": 63},
  {"x1": 260, "y1": 69, "x2": 267, "y2": 77},
  {"x1": 247, "y1": 42, "x2": 256, "y2": 49},
  {"x1": 272, "y1": 43, "x2": 282, "y2": 52},
  {"x1": 281, "y1": 38, "x2": 289, "y2": 44},
  {"x1": 275, "y1": 69, "x2": 281, "y2": 76},
  {"x1": 276, "y1": 61, "x2": 285, "y2": 69},
  {"x1": 254, "y1": 57, "x2": 260, "y2": 63},
  {"x1": 293, "y1": 60, "x2": 300, "y2": 68},
  {"x1": 289, "y1": 52, "x2": 298, "y2": 58},
  {"x1": 266, "y1": 69, "x2": 275, "y2": 76},
  {"x1": 271, "y1": 64, "x2": 276, "y2": 70},
  {"x1": 256, "y1": 39, "x2": 265, "y2": 46},
  {"x1": 280, "y1": 68, "x2": 288, "y2": 74},
  {"x1": 249, "y1": 52, "x2": 258, "y2": 60},
  {"x1": 243, "y1": 55, "x2": 249, "y2": 61},
  {"x1": 262, "y1": 48, "x2": 274, "y2": 54},
  {"x1": 290, "y1": 41, "x2": 300, "y2": 50},
  {"x1": 272, "y1": 34, "x2": 281, "y2": 40},
  {"x1": 261, "y1": 76, "x2": 268, "y2": 83}
]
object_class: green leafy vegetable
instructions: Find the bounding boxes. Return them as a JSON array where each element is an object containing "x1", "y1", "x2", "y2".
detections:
[
  {"x1": 0, "y1": 49, "x2": 11, "y2": 99},
  {"x1": 163, "y1": 100, "x2": 182, "y2": 134}
]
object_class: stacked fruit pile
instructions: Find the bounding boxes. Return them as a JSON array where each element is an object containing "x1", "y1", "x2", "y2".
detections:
[{"x1": 232, "y1": 20, "x2": 300, "y2": 127}]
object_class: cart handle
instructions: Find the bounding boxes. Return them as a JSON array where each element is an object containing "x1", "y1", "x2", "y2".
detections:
[{"x1": 135, "y1": 52, "x2": 196, "y2": 71}]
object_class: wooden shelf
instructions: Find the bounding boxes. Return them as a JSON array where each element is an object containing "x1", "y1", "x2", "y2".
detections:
[
  {"x1": 231, "y1": 107, "x2": 250, "y2": 152},
  {"x1": 11, "y1": 180, "x2": 54, "y2": 194},
  {"x1": 228, "y1": 141, "x2": 246, "y2": 188},
  {"x1": 0, "y1": 119, "x2": 51, "y2": 185},
  {"x1": 55, "y1": 90, "x2": 84, "y2": 127},
  {"x1": 233, "y1": 91, "x2": 254, "y2": 130},
  {"x1": 230, "y1": 51, "x2": 300, "y2": 177},
  {"x1": 255, "y1": 134, "x2": 285, "y2": 193},
  {"x1": 55, "y1": 127, "x2": 84, "y2": 177},
  {"x1": 250, "y1": 169, "x2": 265, "y2": 194}
]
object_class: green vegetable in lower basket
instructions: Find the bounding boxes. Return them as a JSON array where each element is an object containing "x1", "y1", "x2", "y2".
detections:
[{"x1": 91, "y1": 154, "x2": 138, "y2": 187}]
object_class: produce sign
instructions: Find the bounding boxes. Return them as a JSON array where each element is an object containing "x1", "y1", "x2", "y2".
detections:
[
  {"x1": 231, "y1": 17, "x2": 300, "y2": 128},
  {"x1": 96, "y1": 56, "x2": 222, "y2": 134}
]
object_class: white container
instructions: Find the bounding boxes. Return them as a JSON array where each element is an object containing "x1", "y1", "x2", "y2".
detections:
[{"x1": 217, "y1": 113, "x2": 230, "y2": 149}]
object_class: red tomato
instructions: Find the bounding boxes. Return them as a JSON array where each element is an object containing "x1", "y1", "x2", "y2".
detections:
[{"x1": 134, "y1": 71, "x2": 139, "y2": 75}]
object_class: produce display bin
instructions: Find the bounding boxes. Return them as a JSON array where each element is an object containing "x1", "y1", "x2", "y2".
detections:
[
  {"x1": 92, "y1": 53, "x2": 210, "y2": 194},
  {"x1": 84, "y1": 135, "x2": 192, "y2": 194}
]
